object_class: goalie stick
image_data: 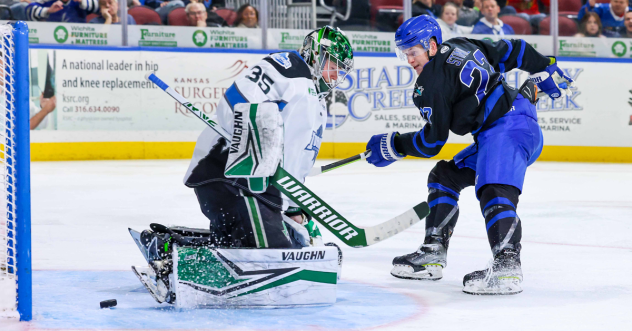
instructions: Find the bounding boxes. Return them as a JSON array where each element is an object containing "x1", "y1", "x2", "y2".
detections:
[{"x1": 145, "y1": 72, "x2": 429, "y2": 247}]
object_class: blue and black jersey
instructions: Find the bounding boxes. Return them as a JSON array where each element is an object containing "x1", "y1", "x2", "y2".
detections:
[{"x1": 394, "y1": 37, "x2": 550, "y2": 159}]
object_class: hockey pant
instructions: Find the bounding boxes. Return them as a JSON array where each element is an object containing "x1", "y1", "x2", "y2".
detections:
[
  {"x1": 426, "y1": 95, "x2": 543, "y2": 255},
  {"x1": 194, "y1": 182, "x2": 300, "y2": 249}
]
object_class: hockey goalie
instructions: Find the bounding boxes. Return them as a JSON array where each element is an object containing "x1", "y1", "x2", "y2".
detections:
[{"x1": 129, "y1": 26, "x2": 354, "y2": 308}]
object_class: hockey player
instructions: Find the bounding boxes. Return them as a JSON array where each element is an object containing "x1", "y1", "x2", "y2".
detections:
[
  {"x1": 183, "y1": 25, "x2": 353, "y2": 249},
  {"x1": 131, "y1": 26, "x2": 353, "y2": 304},
  {"x1": 364, "y1": 16, "x2": 574, "y2": 295}
]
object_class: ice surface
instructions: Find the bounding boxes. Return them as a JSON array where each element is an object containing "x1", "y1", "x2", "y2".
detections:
[{"x1": 11, "y1": 159, "x2": 632, "y2": 330}]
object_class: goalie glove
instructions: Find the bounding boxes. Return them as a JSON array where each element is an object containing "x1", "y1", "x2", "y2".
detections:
[
  {"x1": 528, "y1": 57, "x2": 575, "y2": 99},
  {"x1": 284, "y1": 208, "x2": 323, "y2": 246}
]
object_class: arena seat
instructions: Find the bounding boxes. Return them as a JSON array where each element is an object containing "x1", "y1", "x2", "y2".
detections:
[
  {"x1": 216, "y1": 8, "x2": 237, "y2": 26},
  {"x1": 539, "y1": 16, "x2": 578, "y2": 36},
  {"x1": 560, "y1": 0, "x2": 582, "y2": 19},
  {"x1": 129, "y1": 5, "x2": 162, "y2": 25},
  {"x1": 435, "y1": 0, "x2": 449, "y2": 5},
  {"x1": 86, "y1": 13, "x2": 98, "y2": 23},
  {"x1": 370, "y1": 0, "x2": 403, "y2": 22},
  {"x1": 559, "y1": 0, "x2": 583, "y2": 12},
  {"x1": 168, "y1": 7, "x2": 189, "y2": 26},
  {"x1": 595, "y1": 0, "x2": 610, "y2": 3},
  {"x1": 500, "y1": 15, "x2": 532, "y2": 35}
]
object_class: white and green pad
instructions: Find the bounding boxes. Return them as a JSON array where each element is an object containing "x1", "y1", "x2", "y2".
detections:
[
  {"x1": 225, "y1": 103, "x2": 284, "y2": 193},
  {"x1": 173, "y1": 245, "x2": 339, "y2": 308}
]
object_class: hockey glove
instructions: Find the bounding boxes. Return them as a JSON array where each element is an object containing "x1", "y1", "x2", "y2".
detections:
[
  {"x1": 366, "y1": 132, "x2": 405, "y2": 167},
  {"x1": 528, "y1": 57, "x2": 575, "y2": 99}
]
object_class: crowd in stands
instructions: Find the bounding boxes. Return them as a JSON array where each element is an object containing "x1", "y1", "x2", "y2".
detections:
[
  {"x1": 0, "y1": 0, "x2": 631, "y2": 38},
  {"x1": 0, "y1": 0, "x2": 259, "y2": 27}
]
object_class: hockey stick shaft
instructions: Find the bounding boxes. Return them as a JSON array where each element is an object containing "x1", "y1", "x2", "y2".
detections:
[
  {"x1": 146, "y1": 72, "x2": 429, "y2": 247},
  {"x1": 308, "y1": 150, "x2": 371, "y2": 177}
]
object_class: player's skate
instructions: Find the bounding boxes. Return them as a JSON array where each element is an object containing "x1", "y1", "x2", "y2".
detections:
[
  {"x1": 391, "y1": 238, "x2": 446, "y2": 280},
  {"x1": 462, "y1": 248, "x2": 523, "y2": 295},
  {"x1": 131, "y1": 263, "x2": 175, "y2": 304}
]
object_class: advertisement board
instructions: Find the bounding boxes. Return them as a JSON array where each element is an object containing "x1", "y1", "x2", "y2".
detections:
[{"x1": 28, "y1": 47, "x2": 632, "y2": 162}]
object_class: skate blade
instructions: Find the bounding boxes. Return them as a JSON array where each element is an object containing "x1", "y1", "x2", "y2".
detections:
[
  {"x1": 132, "y1": 265, "x2": 166, "y2": 303},
  {"x1": 462, "y1": 279, "x2": 523, "y2": 295},
  {"x1": 391, "y1": 264, "x2": 443, "y2": 281}
]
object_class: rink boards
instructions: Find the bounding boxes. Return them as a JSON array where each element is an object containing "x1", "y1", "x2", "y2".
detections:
[{"x1": 27, "y1": 46, "x2": 632, "y2": 163}]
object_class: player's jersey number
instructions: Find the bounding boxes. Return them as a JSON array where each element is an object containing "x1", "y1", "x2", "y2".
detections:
[
  {"x1": 245, "y1": 66, "x2": 275, "y2": 94},
  {"x1": 459, "y1": 50, "x2": 494, "y2": 104}
]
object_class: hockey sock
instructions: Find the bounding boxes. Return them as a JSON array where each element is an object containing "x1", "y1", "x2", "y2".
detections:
[
  {"x1": 425, "y1": 161, "x2": 476, "y2": 247},
  {"x1": 478, "y1": 184, "x2": 522, "y2": 255}
]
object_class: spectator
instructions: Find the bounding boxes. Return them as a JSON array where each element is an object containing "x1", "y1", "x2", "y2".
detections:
[
  {"x1": 234, "y1": 4, "x2": 258, "y2": 28},
  {"x1": 507, "y1": 0, "x2": 549, "y2": 26},
  {"x1": 30, "y1": 94, "x2": 56, "y2": 130},
  {"x1": 472, "y1": 0, "x2": 515, "y2": 35},
  {"x1": 412, "y1": 0, "x2": 442, "y2": 18},
  {"x1": 578, "y1": 0, "x2": 631, "y2": 37},
  {"x1": 453, "y1": 0, "x2": 481, "y2": 26},
  {"x1": 26, "y1": 0, "x2": 99, "y2": 22},
  {"x1": 621, "y1": 11, "x2": 632, "y2": 37},
  {"x1": 437, "y1": 2, "x2": 472, "y2": 40},
  {"x1": 574, "y1": 12, "x2": 606, "y2": 38},
  {"x1": 185, "y1": 2, "x2": 206, "y2": 27},
  {"x1": 0, "y1": 0, "x2": 31, "y2": 21},
  {"x1": 145, "y1": 0, "x2": 185, "y2": 24},
  {"x1": 90, "y1": 0, "x2": 136, "y2": 24}
]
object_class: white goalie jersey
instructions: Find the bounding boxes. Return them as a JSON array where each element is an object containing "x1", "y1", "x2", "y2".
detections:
[{"x1": 184, "y1": 51, "x2": 326, "y2": 211}]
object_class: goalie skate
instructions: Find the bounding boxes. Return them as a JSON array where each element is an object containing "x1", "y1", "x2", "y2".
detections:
[
  {"x1": 390, "y1": 240, "x2": 446, "y2": 281},
  {"x1": 462, "y1": 249, "x2": 523, "y2": 295},
  {"x1": 131, "y1": 265, "x2": 174, "y2": 304}
]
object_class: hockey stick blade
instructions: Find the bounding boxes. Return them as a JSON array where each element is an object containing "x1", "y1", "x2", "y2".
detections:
[
  {"x1": 308, "y1": 150, "x2": 372, "y2": 177},
  {"x1": 146, "y1": 72, "x2": 429, "y2": 247}
]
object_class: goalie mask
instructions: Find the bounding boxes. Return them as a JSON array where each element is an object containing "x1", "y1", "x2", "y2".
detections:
[{"x1": 300, "y1": 26, "x2": 354, "y2": 100}]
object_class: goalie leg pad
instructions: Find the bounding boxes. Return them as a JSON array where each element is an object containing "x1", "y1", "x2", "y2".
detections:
[{"x1": 173, "y1": 245, "x2": 340, "y2": 308}]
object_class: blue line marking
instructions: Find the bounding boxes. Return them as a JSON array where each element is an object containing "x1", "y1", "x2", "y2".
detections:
[
  {"x1": 427, "y1": 183, "x2": 460, "y2": 199},
  {"x1": 483, "y1": 197, "x2": 516, "y2": 215},
  {"x1": 429, "y1": 197, "x2": 458, "y2": 208},
  {"x1": 32, "y1": 270, "x2": 420, "y2": 330},
  {"x1": 486, "y1": 210, "x2": 517, "y2": 231}
]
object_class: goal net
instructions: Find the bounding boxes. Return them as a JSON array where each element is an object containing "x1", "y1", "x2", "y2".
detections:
[{"x1": 0, "y1": 22, "x2": 31, "y2": 321}]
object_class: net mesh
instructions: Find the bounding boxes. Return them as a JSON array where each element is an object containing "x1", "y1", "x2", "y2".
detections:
[{"x1": 0, "y1": 23, "x2": 18, "y2": 317}]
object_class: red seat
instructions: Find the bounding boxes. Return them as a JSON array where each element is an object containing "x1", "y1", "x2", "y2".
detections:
[
  {"x1": 215, "y1": 8, "x2": 237, "y2": 26},
  {"x1": 595, "y1": 0, "x2": 610, "y2": 3},
  {"x1": 370, "y1": 0, "x2": 403, "y2": 22},
  {"x1": 86, "y1": 13, "x2": 98, "y2": 23},
  {"x1": 435, "y1": 0, "x2": 449, "y2": 5},
  {"x1": 168, "y1": 7, "x2": 189, "y2": 26},
  {"x1": 539, "y1": 16, "x2": 578, "y2": 36},
  {"x1": 129, "y1": 6, "x2": 162, "y2": 25},
  {"x1": 500, "y1": 15, "x2": 532, "y2": 35},
  {"x1": 559, "y1": 0, "x2": 582, "y2": 12}
]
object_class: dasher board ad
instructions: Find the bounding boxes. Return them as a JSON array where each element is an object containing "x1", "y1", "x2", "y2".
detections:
[{"x1": 29, "y1": 48, "x2": 632, "y2": 148}]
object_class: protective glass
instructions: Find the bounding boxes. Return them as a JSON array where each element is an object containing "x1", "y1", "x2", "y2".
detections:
[{"x1": 395, "y1": 45, "x2": 426, "y2": 61}]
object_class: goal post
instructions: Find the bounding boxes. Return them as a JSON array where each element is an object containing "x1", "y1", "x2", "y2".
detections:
[{"x1": 0, "y1": 21, "x2": 31, "y2": 321}]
